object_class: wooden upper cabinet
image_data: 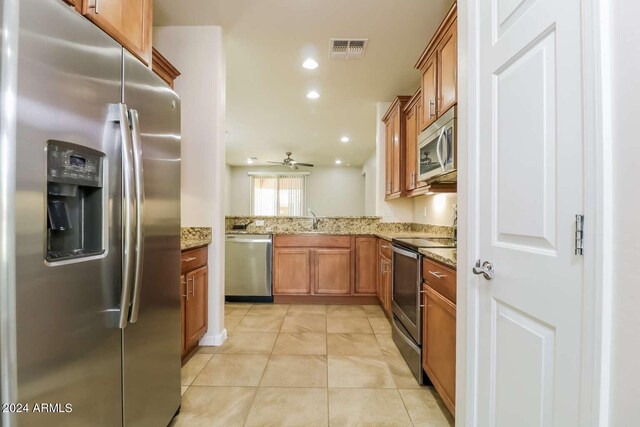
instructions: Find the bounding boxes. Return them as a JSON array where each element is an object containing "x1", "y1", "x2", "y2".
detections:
[
  {"x1": 404, "y1": 89, "x2": 427, "y2": 194},
  {"x1": 273, "y1": 248, "x2": 312, "y2": 295},
  {"x1": 438, "y1": 20, "x2": 457, "y2": 116},
  {"x1": 355, "y1": 237, "x2": 377, "y2": 295},
  {"x1": 152, "y1": 48, "x2": 181, "y2": 89},
  {"x1": 185, "y1": 266, "x2": 208, "y2": 350},
  {"x1": 421, "y1": 53, "x2": 438, "y2": 130},
  {"x1": 391, "y1": 108, "x2": 402, "y2": 194},
  {"x1": 382, "y1": 96, "x2": 411, "y2": 200},
  {"x1": 384, "y1": 120, "x2": 394, "y2": 197},
  {"x1": 416, "y1": 3, "x2": 457, "y2": 132},
  {"x1": 314, "y1": 249, "x2": 351, "y2": 295},
  {"x1": 63, "y1": 0, "x2": 81, "y2": 10},
  {"x1": 81, "y1": 0, "x2": 153, "y2": 65}
]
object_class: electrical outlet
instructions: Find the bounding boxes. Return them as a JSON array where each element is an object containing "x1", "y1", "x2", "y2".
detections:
[{"x1": 255, "y1": 220, "x2": 265, "y2": 226}]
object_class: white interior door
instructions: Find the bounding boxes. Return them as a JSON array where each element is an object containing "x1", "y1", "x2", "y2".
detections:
[{"x1": 474, "y1": 0, "x2": 585, "y2": 425}]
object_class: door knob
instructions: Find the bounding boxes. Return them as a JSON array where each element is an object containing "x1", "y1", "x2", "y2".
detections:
[{"x1": 473, "y1": 260, "x2": 494, "y2": 280}]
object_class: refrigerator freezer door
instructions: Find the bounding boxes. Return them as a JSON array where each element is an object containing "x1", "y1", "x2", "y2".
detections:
[
  {"x1": 15, "y1": 0, "x2": 124, "y2": 425},
  {"x1": 122, "y1": 50, "x2": 182, "y2": 427}
]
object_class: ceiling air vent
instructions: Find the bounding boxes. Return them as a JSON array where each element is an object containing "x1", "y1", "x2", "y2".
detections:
[{"x1": 329, "y1": 38, "x2": 369, "y2": 59}]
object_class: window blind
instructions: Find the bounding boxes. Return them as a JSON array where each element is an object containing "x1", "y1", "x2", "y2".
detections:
[{"x1": 250, "y1": 173, "x2": 307, "y2": 216}]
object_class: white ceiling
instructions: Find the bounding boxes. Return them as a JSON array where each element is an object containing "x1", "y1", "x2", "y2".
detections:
[{"x1": 155, "y1": 0, "x2": 455, "y2": 166}]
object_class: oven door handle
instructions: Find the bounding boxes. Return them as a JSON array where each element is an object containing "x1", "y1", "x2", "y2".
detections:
[
  {"x1": 392, "y1": 318, "x2": 421, "y2": 353},
  {"x1": 392, "y1": 245, "x2": 420, "y2": 259}
]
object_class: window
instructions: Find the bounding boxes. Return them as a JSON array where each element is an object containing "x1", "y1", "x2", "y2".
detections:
[{"x1": 249, "y1": 173, "x2": 307, "y2": 216}]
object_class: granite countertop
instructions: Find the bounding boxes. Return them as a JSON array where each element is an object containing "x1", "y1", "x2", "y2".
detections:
[
  {"x1": 225, "y1": 230, "x2": 373, "y2": 236},
  {"x1": 374, "y1": 231, "x2": 440, "y2": 242},
  {"x1": 181, "y1": 227, "x2": 212, "y2": 251},
  {"x1": 181, "y1": 238, "x2": 212, "y2": 251},
  {"x1": 419, "y1": 247, "x2": 457, "y2": 269}
]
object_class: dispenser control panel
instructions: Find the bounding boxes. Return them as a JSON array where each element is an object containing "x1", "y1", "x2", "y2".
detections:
[
  {"x1": 46, "y1": 140, "x2": 105, "y2": 263},
  {"x1": 47, "y1": 141, "x2": 103, "y2": 187}
]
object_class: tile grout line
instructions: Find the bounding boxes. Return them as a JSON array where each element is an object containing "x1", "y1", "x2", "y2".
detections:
[
  {"x1": 326, "y1": 309, "x2": 330, "y2": 426},
  {"x1": 240, "y1": 311, "x2": 275, "y2": 427}
]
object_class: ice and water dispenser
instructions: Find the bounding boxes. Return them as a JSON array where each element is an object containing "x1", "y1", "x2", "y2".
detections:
[{"x1": 46, "y1": 140, "x2": 105, "y2": 262}]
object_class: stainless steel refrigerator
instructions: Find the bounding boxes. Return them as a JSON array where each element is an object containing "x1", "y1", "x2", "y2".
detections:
[{"x1": 2, "y1": 0, "x2": 182, "y2": 425}]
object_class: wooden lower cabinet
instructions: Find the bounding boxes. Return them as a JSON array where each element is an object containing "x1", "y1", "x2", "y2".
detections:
[
  {"x1": 180, "y1": 274, "x2": 186, "y2": 355},
  {"x1": 376, "y1": 238, "x2": 393, "y2": 317},
  {"x1": 185, "y1": 266, "x2": 208, "y2": 351},
  {"x1": 315, "y1": 249, "x2": 351, "y2": 294},
  {"x1": 181, "y1": 246, "x2": 209, "y2": 359},
  {"x1": 422, "y1": 284, "x2": 456, "y2": 416},
  {"x1": 355, "y1": 237, "x2": 378, "y2": 294},
  {"x1": 273, "y1": 248, "x2": 312, "y2": 294},
  {"x1": 272, "y1": 235, "x2": 377, "y2": 301}
]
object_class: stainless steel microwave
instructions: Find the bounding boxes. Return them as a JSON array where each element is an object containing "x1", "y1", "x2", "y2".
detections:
[{"x1": 417, "y1": 107, "x2": 456, "y2": 182}]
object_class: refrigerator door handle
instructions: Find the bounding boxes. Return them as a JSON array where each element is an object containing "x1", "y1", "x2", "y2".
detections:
[
  {"x1": 109, "y1": 103, "x2": 136, "y2": 329},
  {"x1": 128, "y1": 109, "x2": 145, "y2": 323}
]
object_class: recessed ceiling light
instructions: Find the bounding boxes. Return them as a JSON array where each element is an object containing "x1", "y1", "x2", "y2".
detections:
[
  {"x1": 306, "y1": 90, "x2": 320, "y2": 99},
  {"x1": 340, "y1": 136, "x2": 350, "y2": 143},
  {"x1": 302, "y1": 58, "x2": 318, "y2": 70},
  {"x1": 246, "y1": 157, "x2": 256, "y2": 164},
  {"x1": 335, "y1": 159, "x2": 342, "y2": 165}
]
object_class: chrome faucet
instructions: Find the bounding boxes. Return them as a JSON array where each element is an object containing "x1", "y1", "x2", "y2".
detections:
[{"x1": 308, "y1": 210, "x2": 319, "y2": 230}]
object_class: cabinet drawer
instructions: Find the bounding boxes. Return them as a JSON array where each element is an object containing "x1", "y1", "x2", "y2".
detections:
[
  {"x1": 181, "y1": 246, "x2": 208, "y2": 274},
  {"x1": 378, "y1": 239, "x2": 392, "y2": 259},
  {"x1": 422, "y1": 258, "x2": 456, "y2": 303},
  {"x1": 274, "y1": 235, "x2": 351, "y2": 248}
]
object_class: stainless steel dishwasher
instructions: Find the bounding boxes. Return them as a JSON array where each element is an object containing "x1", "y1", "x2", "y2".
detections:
[{"x1": 225, "y1": 234, "x2": 273, "y2": 302}]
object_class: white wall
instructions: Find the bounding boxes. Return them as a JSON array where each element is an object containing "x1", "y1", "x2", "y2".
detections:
[
  {"x1": 154, "y1": 26, "x2": 227, "y2": 345},
  {"x1": 362, "y1": 153, "x2": 377, "y2": 216},
  {"x1": 224, "y1": 164, "x2": 232, "y2": 216},
  {"x1": 227, "y1": 165, "x2": 365, "y2": 216},
  {"x1": 375, "y1": 102, "x2": 414, "y2": 222},
  {"x1": 412, "y1": 193, "x2": 457, "y2": 226},
  {"x1": 608, "y1": 0, "x2": 640, "y2": 424}
]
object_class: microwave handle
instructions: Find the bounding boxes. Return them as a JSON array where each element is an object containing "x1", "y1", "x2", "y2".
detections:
[{"x1": 436, "y1": 127, "x2": 446, "y2": 171}]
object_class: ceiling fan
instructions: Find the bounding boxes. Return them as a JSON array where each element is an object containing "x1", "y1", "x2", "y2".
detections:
[{"x1": 266, "y1": 152, "x2": 314, "y2": 169}]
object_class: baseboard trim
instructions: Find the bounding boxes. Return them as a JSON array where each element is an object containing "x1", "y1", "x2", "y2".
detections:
[
  {"x1": 199, "y1": 328, "x2": 227, "y2": 346},
  {"x1": 274, "y1": 295, "x2": 379, "y2": 304}
]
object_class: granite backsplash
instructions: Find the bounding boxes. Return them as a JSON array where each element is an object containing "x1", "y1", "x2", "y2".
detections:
[{"x1": 225, "y1": 216, "x2": 455, "y2": 238}]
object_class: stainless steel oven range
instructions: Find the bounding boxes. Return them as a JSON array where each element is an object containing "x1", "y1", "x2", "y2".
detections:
[{"x1": 391, "y1": 237, "x2": 456, "y2": 384}]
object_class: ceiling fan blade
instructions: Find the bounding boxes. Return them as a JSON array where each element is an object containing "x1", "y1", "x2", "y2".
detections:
[
  {"x1": 294, "y1": 162, "x2": 314, "y2": 167},
  {"x1": 266, "y1": 161, "x2": 285, "y2": 164}
]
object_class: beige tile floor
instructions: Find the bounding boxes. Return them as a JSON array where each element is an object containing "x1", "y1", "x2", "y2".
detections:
[{"x1": 171, "y1": 303, "x2": 454, "y2": 427}]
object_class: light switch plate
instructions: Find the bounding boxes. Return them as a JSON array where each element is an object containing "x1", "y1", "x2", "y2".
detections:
[{"x1": 255, "y1": 220, "x2": 265, "y2": 226}]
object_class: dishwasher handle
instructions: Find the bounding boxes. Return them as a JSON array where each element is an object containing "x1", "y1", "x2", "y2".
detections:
[{"x1": 226, "y1": 237, "x2": 273, "y2": 244}]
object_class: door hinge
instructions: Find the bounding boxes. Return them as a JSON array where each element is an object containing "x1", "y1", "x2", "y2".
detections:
[{"x1": 575, "y1": 214, "x2": 584, "y2": 256}]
